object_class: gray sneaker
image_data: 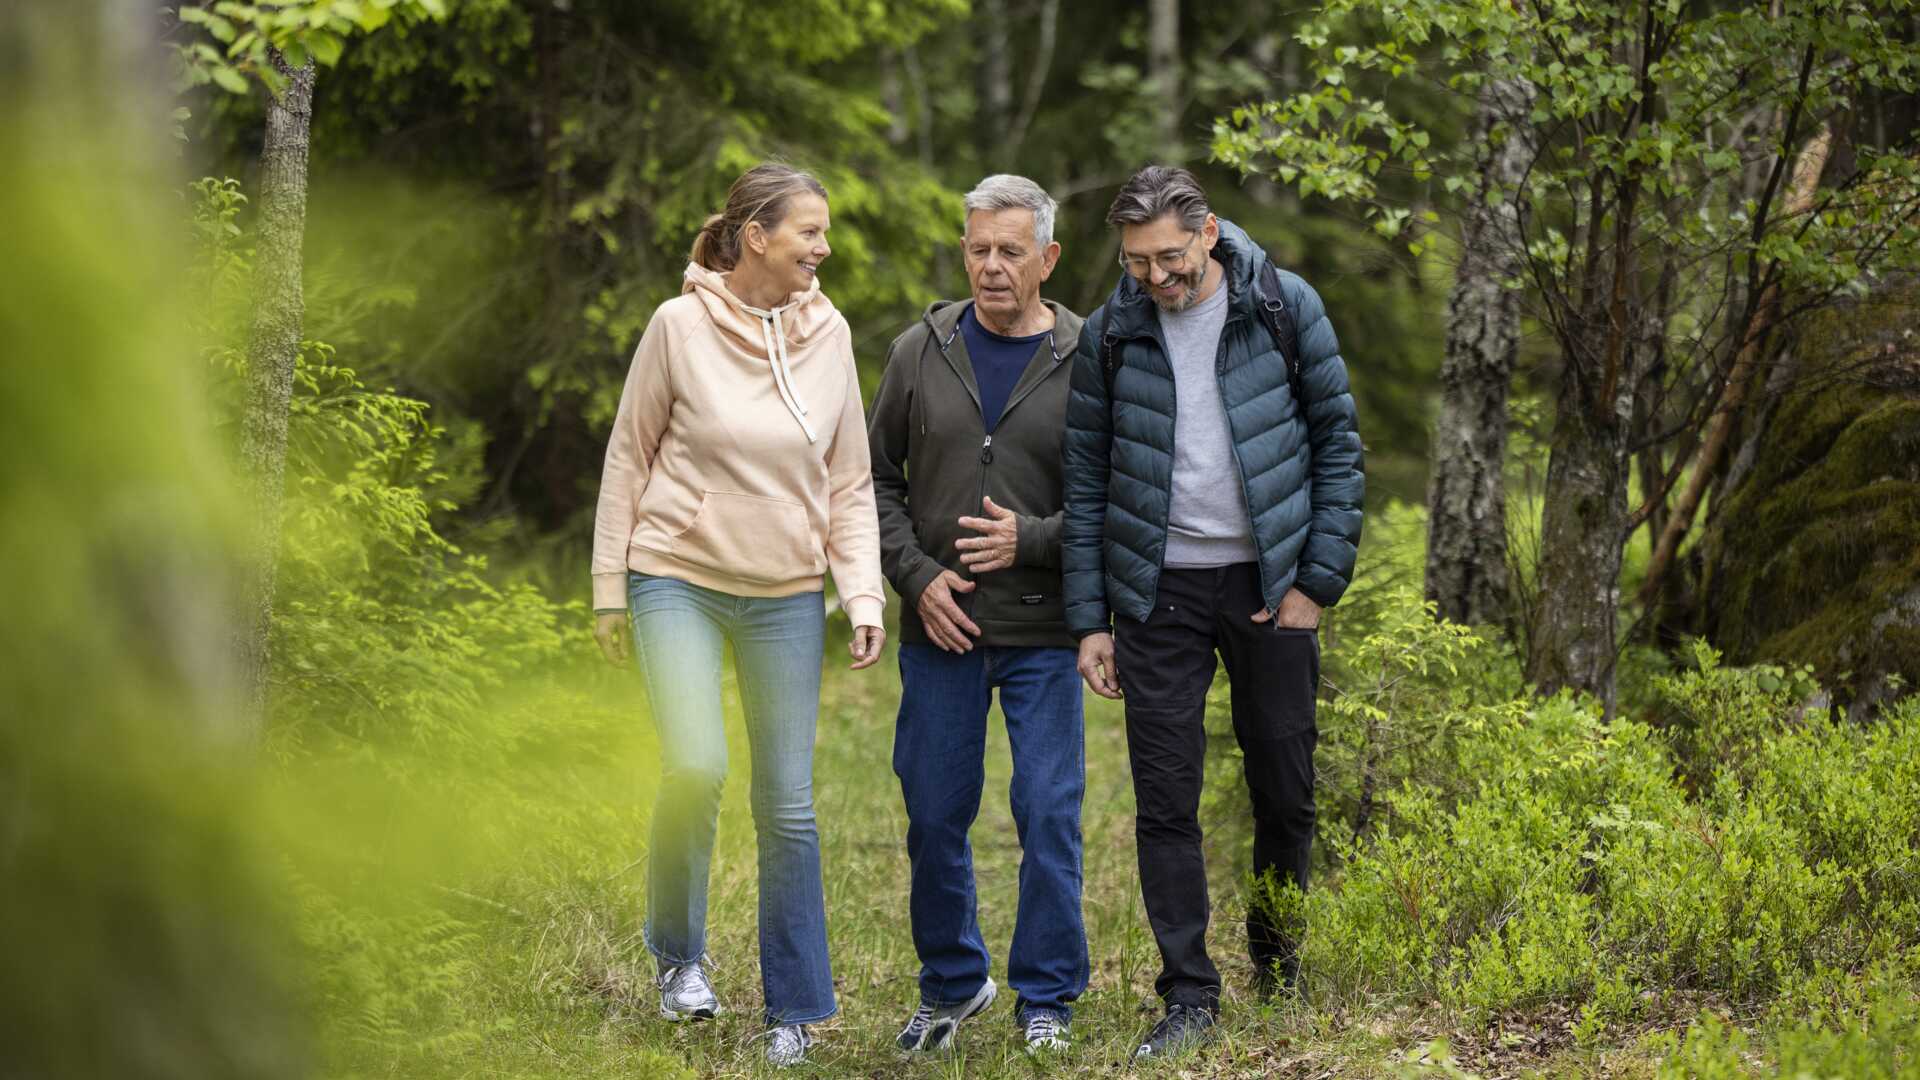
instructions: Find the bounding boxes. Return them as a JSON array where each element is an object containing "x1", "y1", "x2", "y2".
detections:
[
  {"x1": 1022, "y1": 1010, "x2": 1070, "y2": 1054},
  {"x1": 656, "y1": 960, "x2": 719, "y2": 1021},
  {"x1": 895, "y1": 977, "x2": 997, "y2": 1053},
  {"x1": 764, "y1": 1023, "x2": 812, "y2": 1067}
]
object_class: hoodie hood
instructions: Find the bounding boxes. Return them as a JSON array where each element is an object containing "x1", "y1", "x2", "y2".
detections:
[
  {"x1": 681, "y1": 261, "x2": 841, "y2": 443},
  {"x1": 682, "y1": 262, "x2": 839, "y2": 353}
]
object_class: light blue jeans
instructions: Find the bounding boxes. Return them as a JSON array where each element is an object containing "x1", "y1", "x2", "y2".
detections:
[{"x1": 627, "y1": 571, "x2": 836, "y2": 1025}]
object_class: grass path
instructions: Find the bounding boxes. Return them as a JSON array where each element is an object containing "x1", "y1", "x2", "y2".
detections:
[{"x1": 340, "y1": 631, "x2": 1642, "y2": 1078}]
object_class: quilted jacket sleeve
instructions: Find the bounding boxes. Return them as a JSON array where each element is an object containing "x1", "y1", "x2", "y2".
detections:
[
  {"x1": 1287, "y1": 277, "x2": 1365, "y2": 608},
  {"x1": 1061, "y1": 308, "x2": 1113, "y2": 637}
]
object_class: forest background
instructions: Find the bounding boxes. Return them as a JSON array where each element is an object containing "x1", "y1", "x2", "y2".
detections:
[{"x1": 4, "y1": 0, "x2": 1920, "y2": 1077}]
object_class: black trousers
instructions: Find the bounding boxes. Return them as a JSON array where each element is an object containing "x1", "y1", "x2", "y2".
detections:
[{"x1": 1114, "y1": 563, "x2": 1318, "y2": 1010}]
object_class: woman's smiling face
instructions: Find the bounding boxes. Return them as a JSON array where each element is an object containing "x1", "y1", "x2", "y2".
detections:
[{"x1": 749, "y1": 192, "x2": 831, "y2": 298}]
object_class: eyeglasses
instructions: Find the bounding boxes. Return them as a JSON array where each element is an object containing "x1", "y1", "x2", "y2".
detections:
[{"x1": 1116, "y1": 232, "x2": 1201, "y2": 278}]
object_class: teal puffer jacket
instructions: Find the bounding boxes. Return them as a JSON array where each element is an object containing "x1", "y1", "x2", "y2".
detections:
[{"x1": 1061, "y1": 217, "x2": 1365, "y2": 634}]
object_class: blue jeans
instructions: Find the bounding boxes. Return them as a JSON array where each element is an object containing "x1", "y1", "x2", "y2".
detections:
[
  {"x1": 893, "y1": 643, "x2": 1088, "y2": 1021},
  {"x1": 627, "y1": 572, "x2": 835, "y2": 1025}
]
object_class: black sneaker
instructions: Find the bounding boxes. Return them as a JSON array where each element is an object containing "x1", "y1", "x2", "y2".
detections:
[
  {"x1": 1252, "y1": 954, "x2": 1300, "y2": 1002},
  {"x1": 1132, "y1": 1002, "x2": 1217, "y2": 1060}
]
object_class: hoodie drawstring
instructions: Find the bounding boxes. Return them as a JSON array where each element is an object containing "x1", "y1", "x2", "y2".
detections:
[{"x1": 742, "y1": 301, "x2": 817, "y2": 444}]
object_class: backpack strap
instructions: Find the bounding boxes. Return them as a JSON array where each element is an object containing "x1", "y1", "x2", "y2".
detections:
[
  {"x1": 1104, "y1": 266, "x2": 1305, "y2": 414},
  {"x1": 1100, "y1": 326, "x2": 1120, "y2": 400},
  {"x1": 1257, "y1": 262, "x2": 1306, "y2": 411}
]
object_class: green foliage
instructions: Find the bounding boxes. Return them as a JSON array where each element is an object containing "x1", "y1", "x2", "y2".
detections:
[
  {"x1": 1216, "y1": 0, "x2": 1920, "y2": 290},
  {"x1": 1276, "y1": 579, "x2": 1919, "y2": 1025},
  {"x1": 1304, "y1": 688, "x2": 1676, "y2": 1015},
  {"x1": 172, "y1": 0, "x2": 448, "y2": 97},
  {"x1": 1314, "y1": 588, "x2": 1499, "y2": 846},
  {"x1": 1654, "y1": 986, "x2": 1920, "y2": 1079},
  {"x1": 185, "y1": 176, "x2": 637, "y2": 1065},
  {"x1": 3, "y1": 20, "x2": 307, "y2": 1074},
  {"x1": 1652, "y1": 640, "x2": 1823, "y2": 794},
  {"x1": 290, "y1": 868, "x2": 484, "y2": 1056},
  {"x1": 191, "y1": 176, "x2": 582, "y2": 759}
]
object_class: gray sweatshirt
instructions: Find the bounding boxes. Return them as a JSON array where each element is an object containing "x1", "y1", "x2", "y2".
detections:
[{"x1": 1158, "y1": 282, "x2": 1258, "y2": 568}]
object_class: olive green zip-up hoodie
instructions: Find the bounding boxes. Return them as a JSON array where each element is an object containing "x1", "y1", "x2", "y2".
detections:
[{"x1": 867, "y1": 299, "x2": 1084, "y2": 648}]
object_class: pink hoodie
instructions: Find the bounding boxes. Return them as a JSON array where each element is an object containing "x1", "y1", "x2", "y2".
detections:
[{"x1": 590, "y1": 263, "x2": 884, "y2": 629}]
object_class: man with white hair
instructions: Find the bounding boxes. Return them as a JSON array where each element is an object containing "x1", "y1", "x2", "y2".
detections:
[{"x1": 867, "y1": 174, "x2": 1088, "y2": 1056}]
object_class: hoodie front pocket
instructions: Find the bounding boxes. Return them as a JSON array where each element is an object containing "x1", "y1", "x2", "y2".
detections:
[{"x1": 669, "y1": 490, "x2": 826, "y2": 585}]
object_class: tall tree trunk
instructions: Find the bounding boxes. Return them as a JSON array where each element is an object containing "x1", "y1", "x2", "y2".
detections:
[
  {"x1": 974, "y1": 0, "x2": 1012, "y2": 154},
  {"x1": 1004, "y1": 0, "x2": 1059, "y2": 155},
  {"x1": 536, "y1": 0, "x2": 565, "y2": 308},
  {"x1": 1527, "y1": 359, "x2": 1634, "y2": 714},
  {"x1": 880, "y1": 48, "x2": 910, "y2": 148},
  {"x1": 233, "y1": 51, "x2": 315, "y2": 737},
  {"x1": 1148, "y1": 0, "x2": 1180, "y2": 157},
  {"x1": 1424, "y1": 76, "x2": 1535, "y2": 628},
  {"x1": 1528, "y1": 159, "x2": 1643, "y2": 714}
]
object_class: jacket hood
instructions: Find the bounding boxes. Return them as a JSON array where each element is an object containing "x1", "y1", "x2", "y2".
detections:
[
  {"x1": 1104, "y1": 216, "x2": 1269, "y2": 338},
  {"x1": 682, "y1": 261, "x2": 840, "y2": 357}
]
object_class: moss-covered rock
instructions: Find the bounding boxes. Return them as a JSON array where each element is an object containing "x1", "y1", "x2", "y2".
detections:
[{"x1": 1700, "y1": 281, "x2": 1920, "y2": 717}]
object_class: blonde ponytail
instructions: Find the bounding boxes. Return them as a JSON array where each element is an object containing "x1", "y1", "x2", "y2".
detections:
[{"x1": 689, "y1": 213, "x2": 735, "y2": 271}]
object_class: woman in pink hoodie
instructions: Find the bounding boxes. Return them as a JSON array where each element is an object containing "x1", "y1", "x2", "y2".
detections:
[{"x1": 589, "y1": 164, "x2": 886, "y2": 1068}]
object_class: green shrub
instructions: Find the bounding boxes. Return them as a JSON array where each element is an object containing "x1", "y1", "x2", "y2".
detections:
[
  {"x1": 1305, "y1": 693, "x2": 1682, "y2": 1016},
  {"x1": 1295, "y1": 623, "x2": 1918, "y2": 1024},
  {"x1": 191, "y1": 178, "x2": 618, "y2": 1068},
  {"x1": 1748, "y1": 699, "x2": 1920, "y2": 960},
  {"x1": 1598, "y1": 790, "x2": 1847, "y2": 997},
  {"x1": 1652, "y1": 639, "x2": 1822, "y2": 795},
  {"x1": 1315, "y1": 587, "x2": 1509, "y2": 849},
  {"x1": 1653, "y1": 989, "x2": 1920, "y2": 1079}
]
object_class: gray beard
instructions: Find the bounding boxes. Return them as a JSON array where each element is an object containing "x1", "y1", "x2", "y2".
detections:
[{"x1": 1151, "y1": 276, "x2": 1205, "y2": 312}]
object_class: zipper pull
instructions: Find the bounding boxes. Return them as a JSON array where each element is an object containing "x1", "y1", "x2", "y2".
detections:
[{"x1": 980, "y1": 435, "x2": 994, "y2": 464}]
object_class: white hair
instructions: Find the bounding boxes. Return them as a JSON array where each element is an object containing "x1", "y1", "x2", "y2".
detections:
[{"x1": 962, "y1": 173, "x2": 1058, "y2": 249}]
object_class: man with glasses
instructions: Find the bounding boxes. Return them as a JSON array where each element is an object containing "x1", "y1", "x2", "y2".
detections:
[{"x1": 1061, "y1": 165, "x2": 1364, "y2": 1059}]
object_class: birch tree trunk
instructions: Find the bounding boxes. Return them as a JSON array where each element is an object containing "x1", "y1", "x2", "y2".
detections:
[
  {"x1": 233, "y1": 51, "x2": 315, "y2": 737},
  {"x1": 1148, "y1": 0, "x2": 1180, "y2": 157},
  {"x1": 1424, "y1": 76, "x2": 1535, "y2": 628},
  {"x1": 974, "y1": 0, "x2": 1011, "y2": 152}
]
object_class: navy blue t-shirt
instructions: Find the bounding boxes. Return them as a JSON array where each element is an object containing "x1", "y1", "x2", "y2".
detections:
[{"x1": 959, "y1": 303, "x2": 1049, "y2": 433}]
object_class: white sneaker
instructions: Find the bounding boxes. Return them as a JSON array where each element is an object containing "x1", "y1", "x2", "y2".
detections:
[
  {"x1": 656, "y1": 960, "x2": 719, "y2": 1021},
  {"x1": 1022, "y1": 1010, "x2": 1071, "y2": 1054},
  {"x1": 764, "y1": 1023, "x2": 813, "y2": 1067},
  {"x1": 895, "y1": 977, "x2": 997, "y2": 1053}
]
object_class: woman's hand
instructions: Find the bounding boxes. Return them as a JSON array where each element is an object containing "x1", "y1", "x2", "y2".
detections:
[
  {"x1": 594, "y1": 611, "x2": 631, "y2": 666},
  {"x1": 848, "y1": 625, "x2": 886, "y2": 670}
]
